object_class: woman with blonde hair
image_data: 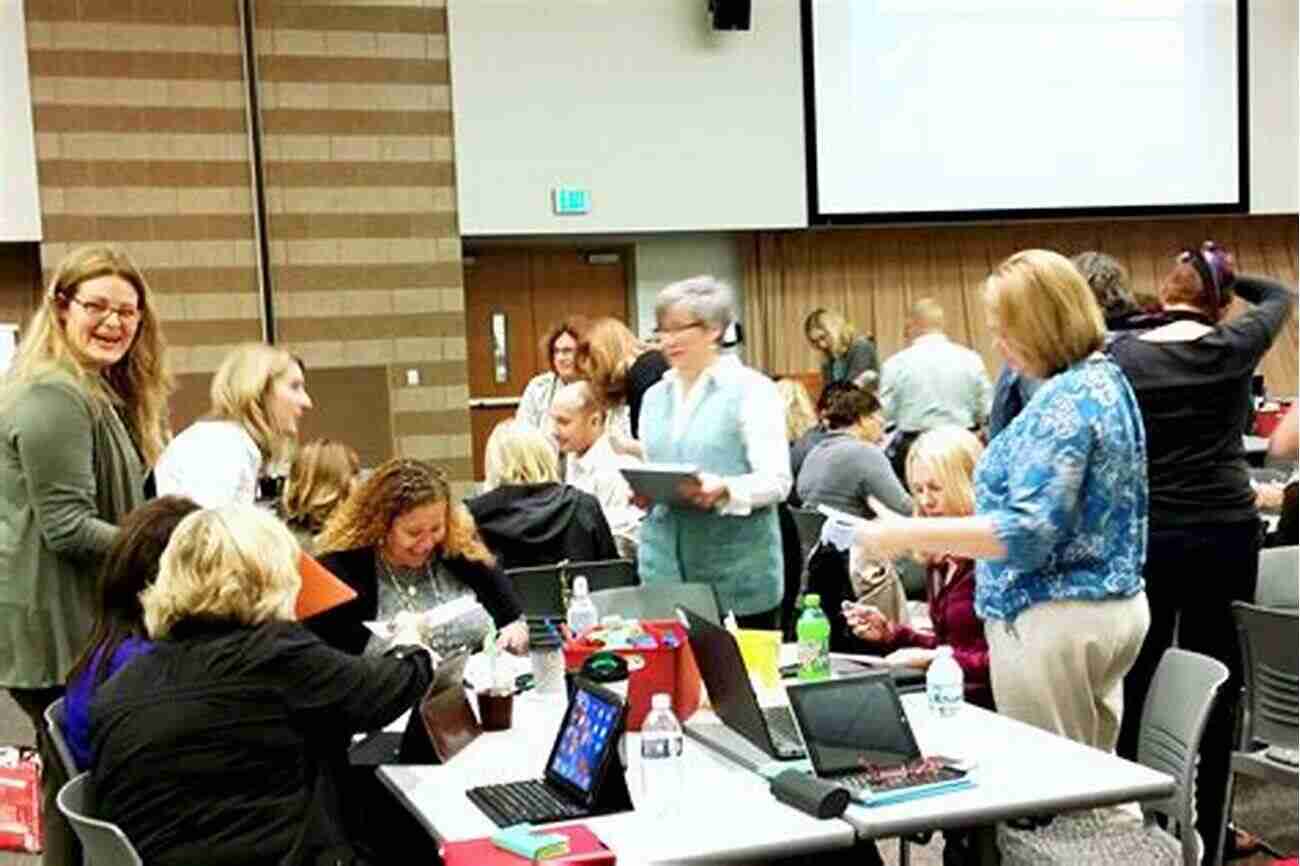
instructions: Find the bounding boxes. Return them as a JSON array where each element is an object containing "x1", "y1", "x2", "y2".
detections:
[
  {"x1": 466, "y1": 419, "x2": 617, "y2": 569},
  {"x1": 804, "y1": 308, "x2": 879, "y2": 388},
  {"x1": 854, "y1": 249, "x2": 1149, "y2": 753},
  {"x1": 279, "y1": 438, "x2": 361, "y2": 553},
  {"x1": 313, "y1": 458, "x2": 528, "y2": 656},
  {"x1": 0, "y1": 243, "x2": 171, "y2": 865},
  {"x1": 90, "y1": 504, "x2": 436, "y2": 866},
  {"x1": 576, "y1": 316, "x2": 668, "y2": 439},
  {"x1": 775, "y1": 378, "x2": 818, "y2": 443},
  {"x1": 845, "y1": 427, "x2": 991, "y2": 708},
  {"x1": 154, "y1": 342, "x2": 313, "y2": 507}
]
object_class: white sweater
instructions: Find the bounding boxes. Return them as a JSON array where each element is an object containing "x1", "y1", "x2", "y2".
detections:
[{"x1": 154, "y1": 420, "x2": 262, "y2": 508}]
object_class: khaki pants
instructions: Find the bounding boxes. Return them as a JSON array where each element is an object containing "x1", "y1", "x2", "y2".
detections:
[{"x1": 986, "y1": 592, "x2": 1150, "y2": 752}]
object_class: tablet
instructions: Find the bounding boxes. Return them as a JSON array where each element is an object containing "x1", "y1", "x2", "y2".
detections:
[{"x1": 620, "y1": 463, "x2": 701, "y2": 508}]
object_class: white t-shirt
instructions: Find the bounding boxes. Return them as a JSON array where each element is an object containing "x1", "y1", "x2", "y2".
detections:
[{"x1": 154, "y1": 420, "x2": 262, "y2": 508}]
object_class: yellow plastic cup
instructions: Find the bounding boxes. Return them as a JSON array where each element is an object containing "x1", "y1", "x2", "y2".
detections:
[{"x1": 734, "y1": 628, "x2": 781, "y2": 689}]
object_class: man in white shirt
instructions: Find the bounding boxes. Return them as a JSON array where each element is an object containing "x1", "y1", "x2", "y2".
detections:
[
  {"x1": 550, "y1": 382, "x2": 643, "y2": 559},
  {"x1": 879, "y1": 298, "x2": 992, "y2": 480}
]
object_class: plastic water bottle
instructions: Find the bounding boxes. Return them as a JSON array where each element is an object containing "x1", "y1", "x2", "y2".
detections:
[
  {"x1": 926, "y1": 645, "x2": 964, "y2": 717},
  {"x1": 566, "y1": 576, "x2": 599, "y2": 636},
  {"x1": 639, "y1": 693, "x2": 684, "y2": 818},
  {"x1": 796, "y1": 594, "x2": 831, "y2": 681}
]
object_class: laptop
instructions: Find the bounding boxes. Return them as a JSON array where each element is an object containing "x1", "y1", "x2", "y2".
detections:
[
  {"x1": 677, "y1": 606, "x2": 806, "y2": 760},
  {"x1": 507, "y1": 559, "x2": 638, "y2": 619},
  {"x1": 786, "y1": 672, "x2": 972, "y2": 805},
  {"x1": 466, "y1": 679, "x2": 628, "y2": 828}
]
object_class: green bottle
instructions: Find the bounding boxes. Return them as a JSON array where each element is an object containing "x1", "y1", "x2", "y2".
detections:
[{"x1": 796, "y1": 594, "x2": 831, "y2": 681}]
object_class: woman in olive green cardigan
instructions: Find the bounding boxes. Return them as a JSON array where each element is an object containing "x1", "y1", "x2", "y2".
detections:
[{"x1": 0, "y1": 244, "x2": 170, "y2": 865}]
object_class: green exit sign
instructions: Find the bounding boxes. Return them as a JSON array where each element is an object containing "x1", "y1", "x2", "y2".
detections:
[{"x1": 552, "y1": 187, "x2": 590, "y2": 215}]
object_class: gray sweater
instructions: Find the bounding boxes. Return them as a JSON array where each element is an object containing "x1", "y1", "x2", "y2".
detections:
[
  {"x1": 795, "y1": 431, "x2": 912, "y2": 519},
  {"x1": 0, "y1": 375, "x2": 146, "y2": 687}
]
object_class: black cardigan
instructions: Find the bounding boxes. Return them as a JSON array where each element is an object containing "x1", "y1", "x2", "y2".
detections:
[
  {"x1": 91, "y1": 619, "x2": 432, "y2": 866},
  {"x1": 309, "y1": 545, "x2": 524, "y2": 656}
]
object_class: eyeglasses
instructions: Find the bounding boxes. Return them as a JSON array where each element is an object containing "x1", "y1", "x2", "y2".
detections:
[
  {"x1": 653, "y1": 320, "x2": 705, "y2": 339},
  {"x1": 70, "y1": 297, "x2": 140, "y2": 325}
]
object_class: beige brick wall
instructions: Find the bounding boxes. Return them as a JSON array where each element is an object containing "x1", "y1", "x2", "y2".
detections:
[{"x1": 23, "y1": 0, "x2": 473, "y2": 482}]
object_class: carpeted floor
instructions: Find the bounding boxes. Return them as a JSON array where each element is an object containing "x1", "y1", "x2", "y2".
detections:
[{"x1": 0, "y1": 692, "x2": 1294, "y2": 866}]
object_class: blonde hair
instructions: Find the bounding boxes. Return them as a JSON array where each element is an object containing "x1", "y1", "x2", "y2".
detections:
[
  {"x1": 0, "y1": 244, "x2": 173, "y2": 464},
  {"x1": 142, "y1": 505, "x2": 301, "y2": 638},
  {"x1": 280, "y1": 439, "x2": 360, "y2": 534},
  {"x1": 803, "y1": 309, "x2": 858, "y2": 358},
  {"x1": 776, "y1": 379, "x2": 817, "y2": 442},
  {"x1": 577, "y1": 317, "x2": 641, "y2": 407},
  {"x1": 483, "y1": 419, "x2": 560, "y2": 489},
  {"x1": 984, "y1": 249, "x2": 1105, "y2": 378},
  {"x1": 317, "y1": 458, "x2": 494, "y2": 565},
  {"x1": 908, "y1": 298, "x2": 945, "y2": 332},
  {"x1": 905, "y1": 427, "x2": 984, "y2": 518},
  {"x1": 208, "y1": 343, "x2": 302, "y2": 461}
]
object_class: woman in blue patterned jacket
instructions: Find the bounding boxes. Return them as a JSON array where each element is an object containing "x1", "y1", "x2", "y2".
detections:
[{"x1": 854, "y1": 249, "x2": 1150, "y2": 752}]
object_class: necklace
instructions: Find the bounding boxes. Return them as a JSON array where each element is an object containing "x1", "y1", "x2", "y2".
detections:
[{"x1": 378, "y1": 551, "x2": 434, "y2": 614}]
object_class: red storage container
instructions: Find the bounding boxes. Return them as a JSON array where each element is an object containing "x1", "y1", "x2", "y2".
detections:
[
  {"x1": 563, "y1": 619, "x2": 702, "y2": 731},
  {"x1": 0, "y1": 746, "x2": 41, "y2": 854}
]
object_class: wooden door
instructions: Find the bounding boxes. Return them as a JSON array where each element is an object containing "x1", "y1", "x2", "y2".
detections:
[{"x1": 464, "y1": 248, "x2": 630, "y2": 480}]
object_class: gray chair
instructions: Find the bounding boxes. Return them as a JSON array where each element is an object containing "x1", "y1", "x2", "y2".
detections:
[
  {"x1": 1255, "y1": 546, "x2": 1298, "y2": 608},
  {"x1": 998, "y1": 648, "x2": 1229, "y2": 866},
  {"x1": 44, "y1": 697, "x2": 80, "y2": 781},
  {"x1": 57, "y1": 773, "x2": 143, "y2": 866},
  {"x1": 590, "y1": 582, "x2": 721, "y2": 625},
  {"x1": 508, "y1": 558, "x2": 638, "y2": 619},
  {"x1": 788, "y1": 507, "x2": 826, "y2": 591},
  {"x1": 1229, "y1": 602, "x2": 1298, "y2": 785}
]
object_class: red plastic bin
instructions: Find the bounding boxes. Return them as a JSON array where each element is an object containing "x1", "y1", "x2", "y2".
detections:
[{"x1": 563, "y1": 618, "x2": 702, "y2": 731}]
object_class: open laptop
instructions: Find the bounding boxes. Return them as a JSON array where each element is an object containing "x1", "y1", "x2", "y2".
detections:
[
  {"x1": 786, "y1": 672, "x2": 972, "y2": 805},
  {"x1": 677, "y1": 606, "x2": 806, "y2": 760},
  {"x1": 466, "y1": 679, "x2": 629, "y2": 827}
]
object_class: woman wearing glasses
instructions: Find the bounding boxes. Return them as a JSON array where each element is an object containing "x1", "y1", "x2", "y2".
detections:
[
  {"x1": 1108, "y1": 242, "x2": 1296, "y2": 860},
  {"x1": 516, "y1": 316, "x2": 588, "y2": 439},
  {"x1": 636, "y1": 276, "x2": 791, "y2": 629},
  {"x1": 154, "y1": 342, "x2": 313, "y2": 508},
  {"x1": 0, "y1": 243, "x2": 171, "y2": 865}
]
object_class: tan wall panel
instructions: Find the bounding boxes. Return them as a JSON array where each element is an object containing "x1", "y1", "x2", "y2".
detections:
[{"x1": 744, "y1": 215, "x2": 1300, "y2": 395}]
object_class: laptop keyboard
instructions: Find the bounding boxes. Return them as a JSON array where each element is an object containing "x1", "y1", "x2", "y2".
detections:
[
  {"x1": 842, "y1": 760, "x2": 965, "y2": 793},
  {"x1": 762, "y1": 706, "x2": 804, "y2": 748},
  {"x1": 467, "y1": 779, "x2": 584, "y2": 827}
]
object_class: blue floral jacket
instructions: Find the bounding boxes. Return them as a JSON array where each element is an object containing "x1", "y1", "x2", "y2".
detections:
[{"x1": 974, "y1": 353, "x2": 1147, "y2": 623}]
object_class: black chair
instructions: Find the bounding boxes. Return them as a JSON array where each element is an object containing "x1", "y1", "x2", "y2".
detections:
[{"x1": 506, "y1": 558, "x2": 638, "y2": 619}]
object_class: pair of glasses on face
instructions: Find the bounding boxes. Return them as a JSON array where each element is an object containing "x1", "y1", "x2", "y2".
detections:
[
  {"x1": 69, "y1": 297, "x2": 140, "y2": 325},
  {"x1": 653, "y1": 320, "x2": 705, "y2": 339}
]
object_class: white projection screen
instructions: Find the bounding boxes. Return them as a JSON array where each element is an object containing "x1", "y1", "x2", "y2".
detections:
[{"x1": 804, "y1": 0, "x2": 1246, "y2": 223}]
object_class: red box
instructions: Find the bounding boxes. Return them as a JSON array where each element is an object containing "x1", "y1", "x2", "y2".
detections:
[
  {"x1": 1255, "y1": 402, "x2": 1292, "y2": 437},
  {"x1": 0, "y1": 746, "x2": 41, "y2": 854},
  {"x1": 563, "y1": 619, "x2": 702, "y2": 731}
]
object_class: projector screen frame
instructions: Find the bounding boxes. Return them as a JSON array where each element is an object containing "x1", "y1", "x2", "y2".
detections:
[{"x1": 799, "y1": 0, "x2": 1251, "y2": 227}]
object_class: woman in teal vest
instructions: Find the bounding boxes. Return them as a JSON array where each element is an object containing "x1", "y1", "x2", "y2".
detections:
[{"x1": 637, "y1": 276, "x2": 791, "y2": 628}]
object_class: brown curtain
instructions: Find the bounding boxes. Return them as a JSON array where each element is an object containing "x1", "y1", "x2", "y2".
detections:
[{"x1": 742, "y1": 215, "x2": 1298, "y2": 397}]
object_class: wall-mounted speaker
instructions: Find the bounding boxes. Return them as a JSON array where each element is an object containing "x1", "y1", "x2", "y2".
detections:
[{"x1": 709, "y1": 0, "x2": 751, "y2": 31}]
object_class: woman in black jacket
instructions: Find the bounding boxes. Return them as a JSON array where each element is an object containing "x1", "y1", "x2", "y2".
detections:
[
  {"x1": 91, "y1": 504, "x2": 435, "y2": 866},
  {"x1": 466, "y1": 419, "x2": 619, "y2": 570},
  {"x1": 311, "y1": 457, "x2": 528, "y2": 656}
]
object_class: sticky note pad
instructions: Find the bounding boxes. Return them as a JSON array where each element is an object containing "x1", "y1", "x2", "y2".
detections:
[{"x1": 490, "y1": 824, "x2": 571, "y2": 861}]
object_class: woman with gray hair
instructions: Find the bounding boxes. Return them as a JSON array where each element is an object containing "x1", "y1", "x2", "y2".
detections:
[{"x1": 636, "y1": 276, "x2": 792, "y2": 628}]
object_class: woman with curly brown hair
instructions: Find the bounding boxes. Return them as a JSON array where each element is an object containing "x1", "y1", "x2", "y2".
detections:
[
  {"x1": 576, "y1": 316, "x2": 668, "y2": 440},
  {"x1": 309, "y1": 458, "x2": 527, "y2": 657},
  {"x1": 517, "y1": 316, "x2": 588, "y2": 436}
]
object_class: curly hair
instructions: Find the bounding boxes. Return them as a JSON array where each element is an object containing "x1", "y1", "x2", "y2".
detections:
[
  {"x1": 539, "y1": 315, "x2": 589, "y2": 373},
  {"x1": 315, "y1": 457, "x2": 494, "y2": 565}
]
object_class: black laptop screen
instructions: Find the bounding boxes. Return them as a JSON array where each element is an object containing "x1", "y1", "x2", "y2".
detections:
[
  {"x1": 788, "y1": 675, "x2": 920, "y2": 775},
  {"x1": 546, "y1": 686, "x2": 620, "y2": 796}
]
